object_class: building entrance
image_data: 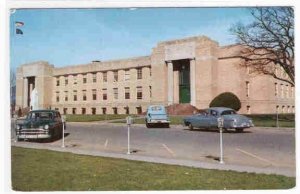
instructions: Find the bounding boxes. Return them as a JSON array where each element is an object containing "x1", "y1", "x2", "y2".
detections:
[{"x1": 173, "y1": 60, "x2": 191, "y2": 103}]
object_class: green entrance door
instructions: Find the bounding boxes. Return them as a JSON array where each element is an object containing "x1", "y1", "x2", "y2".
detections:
[{"x1": 179, "y1": 67, "x2": 190, "y2": 103}]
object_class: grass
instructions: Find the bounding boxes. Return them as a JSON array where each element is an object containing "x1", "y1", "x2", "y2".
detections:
[
  {"x1": 112, "y1": 114, "x2": 295, "y2": 128},
  {"x1": 65, "y1": 114, "x2": 137, "y2": 122},
  {"x1": 12, "y1": 147, "x2": 295, "y2": 191}
]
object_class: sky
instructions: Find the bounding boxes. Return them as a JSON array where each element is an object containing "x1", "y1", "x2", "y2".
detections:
[{"x1": 10, "y1": 8, "x2": 253, "y2": 70}]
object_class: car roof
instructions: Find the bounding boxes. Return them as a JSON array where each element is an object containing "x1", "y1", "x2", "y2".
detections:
[
  {"x1": 207, "y1": 107, "x2": 234, "y2": 112},
  {"x1": 29, "y1": 109, "x2": 59, "y2": 113}
]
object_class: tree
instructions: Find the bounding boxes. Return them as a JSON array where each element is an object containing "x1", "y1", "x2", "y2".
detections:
[
  {"x1": 209, "y1": 92, "x2": 241, "y2": 111},
  {"x1": 230, "y1": 7, "x2": 294, "y2": 86}
]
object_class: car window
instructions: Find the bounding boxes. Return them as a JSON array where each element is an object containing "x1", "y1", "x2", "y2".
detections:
[
  {"x1": 210, "y1": 110, "x2": 218, "y2": 116},
  {"x1": 221, "y1": 110, "x2": 236, "y2": 115},
  {"x1": 27, "y1": 112, "x2": 53, "y2": 120},
  {"x1": 150, "y1": 106, "x2": 162, "y2": 111}
]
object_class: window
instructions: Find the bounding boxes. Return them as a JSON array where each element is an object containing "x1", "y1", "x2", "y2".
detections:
[
  {"x1": 63, "y1": 108, "x2": 67, "y2": 115},
  {"x1": 286, "y1": 85, "x2": 289, "y2": 98},
  {"x1": 113, "y1": 71, "x2": 118, "y2": 82},
  {"x1": 92, "y1": 73, "x2": 97, "y2": 83},
  {"x1": 102, "y1": 89, "x2": 107, "y2": 100},
  {"x1": 64, "y1": 91, "x2": 68, "y2": 101},
  {"x1": 92, "y1": 89, "x2": 97, "y2": 100},
  {"x1": 72, "y1": 108, "x2": 76, "y2": 115},
  {"x1": 73, "y1": 90, "x2": 77, "y2": 101},
  {"x1": 113, "y1": 107, "x2": 118, "y2": 115},
  {"x1": 102, "y1": 107, "x2": 107, "y2": 115},
  {"x1": 92, "y1": 108, "x2": 96, "y2": 115},
  {"x1": 83, "y1": 74, "x2": 87, "y2": 84},
  {"x1": 281, "y1": 84, "x2": 284, "y2": 98},
  {"x1": 56, "y1": 92, "x2": 59, "y2": 102},
  {"x1": 82, "y1": 108, "x2": 86, "y2": 115},
  {"x1": 113, "y1": 88, "x2": 118, "y2": 100},
  {"x1": 103, "y1": 72, "x2": 107, "y2": 82},
  {"x1": 56, "y1": 78, "x2": 60, "y2": 86},
  {"x1": 246, "y1": 81, "x2": 250, "y2": 97},
  {"x1": 124, "y1": 69, "x2": 130, "y2": 81},
  {"x1": 137, "y1": 86, "x2": 142, "y2": 99},
  {"x1": 276, "y1": 105, "x2": 279, "y2": 113},
  {"x1": 73, "y1": 75, "x2": 77, "y2": 84},
  {"x1": 124, "y1": 106, "x2": 129, "y2": 114},
  {"x1": 82, "y1": 90, "x2": 87, "y2": 101},
  {"x1": 275, "y1": 83, "x2": 278, "y2": 96},
  {"x1": 149, "y1": 86, "x2": 152, "y2": 98},
  {"x1": 136, "y1": 106, "x2": 142, "y2": 114},
  {"x1": 246, "y1": 106, "x2": 251, "y2": 114},
  {"x1": 137, "y1": 68, "x2": 142, "y2": 79},
  {"x1": 282, "y1": 106, "x2": 285, "y2": 113},
  {"x1": 125, "y1": 87, "x2": 130, "y2": 99},
  {"x1": 65, "y1": 77, "x2": 68, "y2": 85}
]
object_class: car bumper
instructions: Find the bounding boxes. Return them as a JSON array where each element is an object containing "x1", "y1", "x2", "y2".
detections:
[
  {"x1": 17, "y1": 134, "x2": 51, "y2": 139},
  {"x1": 17, "y1": 128, "x2": 51, "y2": 139},
  {"x1": 147, "y1": 120, "x2": 170, "y2": 124}
]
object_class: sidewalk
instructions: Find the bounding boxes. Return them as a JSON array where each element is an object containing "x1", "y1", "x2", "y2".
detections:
[{"x1": 11, "y1": 141, "x2": 295, "y2": 177}]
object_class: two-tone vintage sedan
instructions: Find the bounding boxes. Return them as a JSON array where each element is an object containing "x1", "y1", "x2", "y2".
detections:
[
  {"x1": 183, "y1": 107, "x2": 254, "y2": 132},
  {"x1": 16, "y1": 110, "x2": 64, "y2": 141}
]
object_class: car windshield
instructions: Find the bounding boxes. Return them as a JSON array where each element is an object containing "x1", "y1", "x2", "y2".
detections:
[
  {"x1": 150, "y1": 106, "x2": 163, "y2": 111},
  {"x1": 221, "y1": 110, "x2": 236, "y2": 115},
  {"x1": 27, "y1": 112, "x2": 53, "y2": 120}
]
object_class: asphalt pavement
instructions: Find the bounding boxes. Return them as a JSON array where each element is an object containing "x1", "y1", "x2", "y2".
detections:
[{"x1": 11, "y1": 120, "x2": 296, "y2": 177}]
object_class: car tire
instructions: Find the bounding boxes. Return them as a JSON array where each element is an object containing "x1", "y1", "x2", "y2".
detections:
[
  {"x1": 165, "y1": 123, "x2": 170, "y2": 128},
  {"x1": 235, "y1": 128, "x2": 244, "y2": 133},
  {"x1": 188, "y1": 123, "x2": 194, "y2": 131},
  {"x1": 146, "y1": 122, "x2": 151, "y2": 128}
]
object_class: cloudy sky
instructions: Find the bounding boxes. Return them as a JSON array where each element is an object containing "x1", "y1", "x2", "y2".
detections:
[{"x1": 10, "y1": 8, "x2": 253, "y2": 69}]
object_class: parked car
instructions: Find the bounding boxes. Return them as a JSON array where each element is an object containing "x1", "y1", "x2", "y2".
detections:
[
  {"x1": 16, "y1": 110, "x2": 64, "y2": 141},
  {"x1": 145, "y1": 105, "x2": 170, "y2": 128},
  {"x1": 183, "y1": 107, "x2": 254, "y2": 132}
]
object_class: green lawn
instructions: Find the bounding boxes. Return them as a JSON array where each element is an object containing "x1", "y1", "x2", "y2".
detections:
[
  {"x1": 65, "y1": 114, "x2": 137, "y2": 122},
  {"x1": 12, "y1": 147, "x2": 295, "y2": 191},
  {"x1": 112, "y1": 114, "x2": 295, "y2": 128}
]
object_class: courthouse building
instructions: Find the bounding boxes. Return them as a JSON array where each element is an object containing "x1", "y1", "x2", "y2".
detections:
[{"x1": 16, "y1": 36, "x2": 295, "y2": 115}]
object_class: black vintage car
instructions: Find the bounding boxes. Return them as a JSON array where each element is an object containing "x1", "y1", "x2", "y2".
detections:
[{"x1": 16, "y1": 110, "x2": 65, "y2": 141}]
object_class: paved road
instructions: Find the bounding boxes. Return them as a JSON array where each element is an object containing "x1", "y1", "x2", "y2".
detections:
[{"x1": 11, "y1": 121, "x2": 295, "y2": 176}]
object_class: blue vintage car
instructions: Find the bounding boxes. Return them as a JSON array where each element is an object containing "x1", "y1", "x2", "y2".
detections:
[
  {"x1": 145, "y1": 105, "x2": 170, "y2": 128},
  {"x1": 183, "y1": 107, "x2": 254, "y2": 132},
  {"x1": 16, "y1": 110, "x2": 64, "y2": 141}
]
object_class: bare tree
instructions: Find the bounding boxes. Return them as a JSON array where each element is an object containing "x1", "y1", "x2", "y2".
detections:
[{"x1": 230, "y1": 7, "x2": 294, "y2": 86}]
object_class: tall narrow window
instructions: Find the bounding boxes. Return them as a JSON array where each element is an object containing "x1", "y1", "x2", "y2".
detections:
[
  {"x1": 72, "y1": 108, "x2": 76, "y2": 115},
  {"x1": 275, "y1": 83, "x2": 278, "y2": 96},
  {"x1": 137, "y1": 68, "x2": 142, "y2": 79},
  {"x1": 56, "y1": 77, "x2": 60, "y2": 86},
  {"x1": 113, "y1": 107, "x2": 118, "y2": 115},
  {"x1": 102, "y1": 89, "x2": 107, "y2": 100},
  {"x1": 82, "y1": 108, "x2": 86, "y2": 115},
  {"x1": 63, "y1": 108, "x2": 67, "y2": 115},
  {"x1": 92, "y1": 108, "x2": 96, "y2": 115},
  {"x1": 246, "y1": 81, "x2": 250, "y2": 97},
  {"x1": 281, "y1": 84, "x2": 284, "y2": 98},
  {"x1": 125, "y1": 87, "x2": 130, "y2": 99},
  {"x1": 82, "y1": 90, "x2": 87, "y2": 101},
  {"x1": 92, "y1": 89, "x2": 97, "y2": 100},
  {"x1": 124, "y1": 69, "x2": 130, "y2": 81},
  {"x1": 56, "y1": 91, "x2": 60, "y2": 102},
  {"x1": 149, "y1": 86, "x2": 152, "y2": 98},
  {"x1": 103, "y1": 72, "x2": 107, "y2": 82},
  {"x1": 92, "y1": 73, "x2": 97, "y2": 83},
  {"x1": 113, "y1": 88, "x2": 118, "y2": 100},
  {"x1": 246, "y1": 106, "x2": 251, "y2": 114},
  {"x1": 124, "y1": 106, "x2": 129, "y2": 114},
  {"x1": 65, "y1": 77, "x2": 68, "y2": 85},
  {"x1": 137, "y1": 86, "x2": 143, "y2": 99},
  {"x1": 64, "y1": 91, "x2": 68, "y2": 101},
  {"x1": 113, "y1": 71, "x2": 118, "y2": 82},
  {"x1": 73, "y1": 90, "x2": 77, "y2": 101},
  {"x1": 83, "y1": 74, "x2": 87, "y2": 84},
  {"x1": 102, "y1": 107, "x2": 107, "y2": 114},
  {"x1": 286, "y1": 85, "x2": 289, "y2": 98},
  {"x1": 73, "y1": 75, "x2": 77, "y2": 85},
  {"x1": 282, "y1": 106, "x2": 285, "y2": 113}
]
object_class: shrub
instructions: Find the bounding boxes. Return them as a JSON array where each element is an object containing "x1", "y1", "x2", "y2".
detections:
[{"x1": 209, "y1": 92, "x2": 241, "y2": 111}]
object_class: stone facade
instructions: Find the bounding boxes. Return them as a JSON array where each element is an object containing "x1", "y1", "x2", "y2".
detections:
[{"x1": 15, "y1": 36, "x2": 295, "y2": 114}]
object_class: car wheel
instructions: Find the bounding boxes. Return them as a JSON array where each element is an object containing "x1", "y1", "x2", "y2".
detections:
[
  {"x1": 165, "y1": 123, "x2": 170, "y2": 128},
  {"x1": 146, "y1": 122, "x2": 150, "y2": 128},
  {"x1": 235, "y1": 128, "x2": 244, "y2": 133},
  {"x1": 188, "y1": 123, "x2": 194, "y2": 130}
]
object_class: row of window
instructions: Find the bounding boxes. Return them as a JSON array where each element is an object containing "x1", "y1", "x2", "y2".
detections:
[
  {"x1": 274, "y1": 83, "x2": 294, "y2": 98},
  {"x1": 276, "y1": 105, "x2": 295, "y2": 113},
  {"x1": 56, "y1": 68, "x2": 149, "y2": 86},
  {"x1": 55, "y1": 86, "x2": 152, "y2": 102},
  {"x1": 55, "y1": 106, "x2": 143, "y2": 115}
]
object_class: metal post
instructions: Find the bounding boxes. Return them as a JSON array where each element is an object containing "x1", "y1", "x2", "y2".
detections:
[
  {"x1": 127, "y1": 124, "x2": 130, "y2": 155},
  {"x1": 219, "y1": 128, "x2": 224, "y2": 164}
]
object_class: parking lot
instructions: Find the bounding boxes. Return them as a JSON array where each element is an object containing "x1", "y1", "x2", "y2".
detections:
[{"x1": 11, "y1": 121, "x2": 295, "y2": 176}]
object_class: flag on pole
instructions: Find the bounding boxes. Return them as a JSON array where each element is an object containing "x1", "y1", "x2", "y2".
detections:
[
  {"x1": 15, "y1": 21, "x2": 24, "y2": 27},
  {"x1": 16, "y1": 28, "x2": 23, "y2": 35}
]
